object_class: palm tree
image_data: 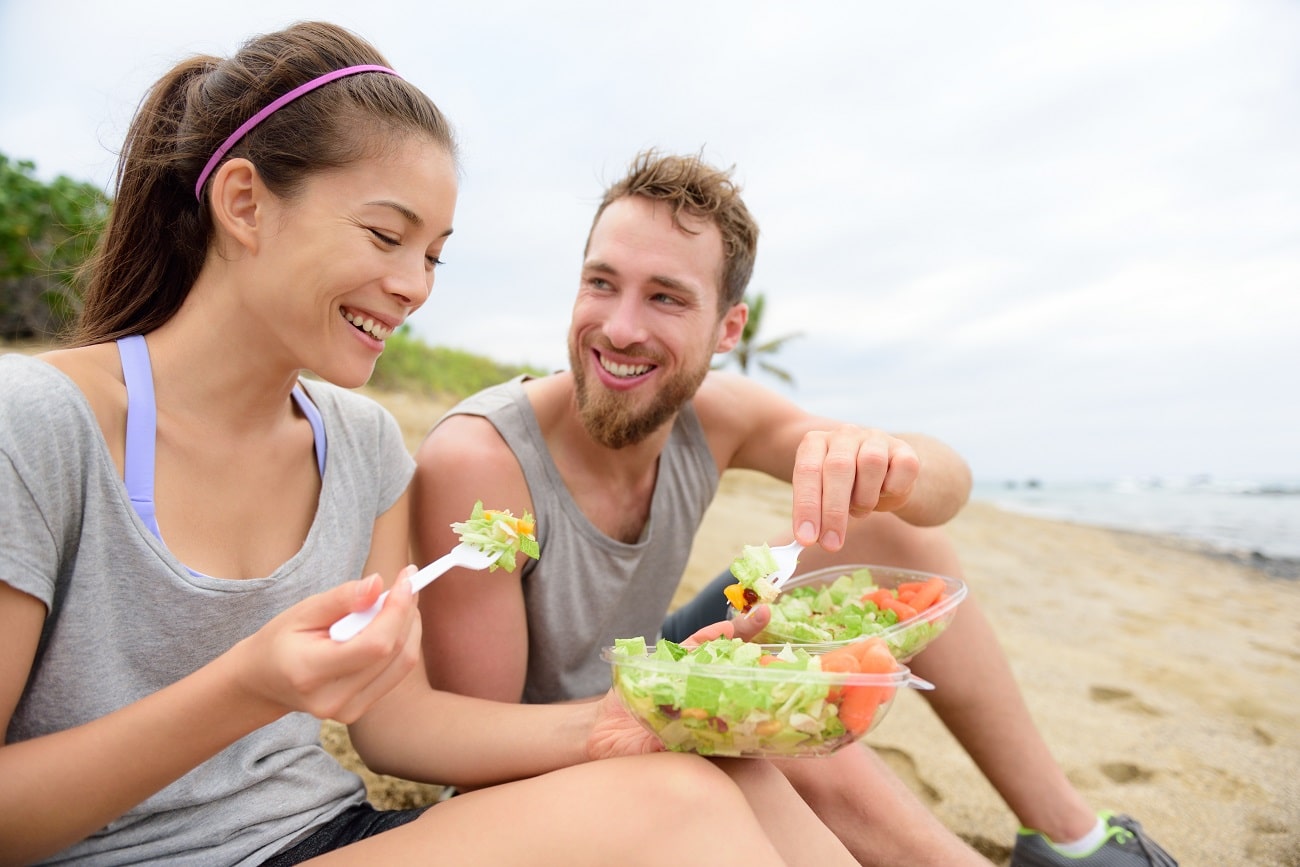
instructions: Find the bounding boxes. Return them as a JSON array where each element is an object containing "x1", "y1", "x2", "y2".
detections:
[{"x1": 716, "y1": 291, "x2": 802, "y2": 385}]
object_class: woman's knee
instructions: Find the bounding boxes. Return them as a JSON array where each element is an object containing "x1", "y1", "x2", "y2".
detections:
[{"x1": 620, "y1": 753, "x2": 757, "y2": 831}]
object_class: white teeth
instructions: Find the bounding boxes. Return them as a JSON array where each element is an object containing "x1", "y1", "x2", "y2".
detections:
[
  {"x1": 600, "y1": 357, "x2": 651, "y2": 378},
  {"x1": 343, "y1": 311, "x2": 393, "y2": 341}
]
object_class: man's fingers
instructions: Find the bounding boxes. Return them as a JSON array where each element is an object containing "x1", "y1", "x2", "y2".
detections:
[
  {"x1": 682, "y1": 620, "x2": 735, "y2": 648},
  {"x1": 860, "y1": 441, "x2": 919, "y2": 513},
  {"x1": 820, "y1": 429, "x2": 864, "y2": 541},
  {"x1": 731, "y1": 605, "x2": 771, "y2": 642},
  {"x1": 682, "y1": 604, "x2": 771, "y2": 648},
  {"x1": 790, "y1": 433, "x2": 827, "y2": 545}
]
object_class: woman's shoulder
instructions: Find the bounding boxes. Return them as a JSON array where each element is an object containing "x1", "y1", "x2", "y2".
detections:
[
  {"x1": 0, "y1": 351, "x2": 109, "y2": 467},
  {"x1": 297, "y1": 377, "x2": 391, "y2": 422},
  {"x1": 1, "y1": 349, "x2": 103, "y2": 416},
  {"x1": 8, "y1": 343, "x2": 123, "y2": 410},
  {"x1": 296, "y1": 378, "x2": 407, "y2": 456}
]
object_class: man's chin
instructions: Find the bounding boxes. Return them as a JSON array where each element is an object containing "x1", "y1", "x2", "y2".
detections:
[
  {"x1": 572, "y1": 350, "x2": 708, "y2": 449},
  {"x1": 578, "y1": 401, "x2": 659, "y2": 450}
]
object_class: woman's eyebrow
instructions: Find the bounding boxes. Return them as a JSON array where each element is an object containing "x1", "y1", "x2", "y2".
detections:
[
  {"x1": 367, "y1": 199, "x2": 423, "y2": 227},
  {"x1": 366, "y1": 200, "x2": 454, "y2": 238}
]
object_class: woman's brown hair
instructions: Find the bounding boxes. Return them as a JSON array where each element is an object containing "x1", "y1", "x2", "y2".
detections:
[{"x1": 70, "y1": 21, "x2": 457, "y2": 345}]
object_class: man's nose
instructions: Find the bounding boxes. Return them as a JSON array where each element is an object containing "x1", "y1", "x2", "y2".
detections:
[{"x1": 602, "y1": 294, "x2": 648, "y2": 347}]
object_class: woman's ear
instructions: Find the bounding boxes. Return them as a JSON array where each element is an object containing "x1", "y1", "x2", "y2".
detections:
[
  {"x1": 207, "y1": 158, "x2": 263, "y2": 254},
  {"x1": 714, "y1": 301, "x2": 749, "y2": 353}
]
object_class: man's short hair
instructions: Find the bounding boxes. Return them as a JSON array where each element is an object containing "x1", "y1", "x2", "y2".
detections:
[{"x1": 588, "y1": 150, "x2": 759, "y2": 312}]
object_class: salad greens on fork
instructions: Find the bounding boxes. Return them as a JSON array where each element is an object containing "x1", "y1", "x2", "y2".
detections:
[
  {"x1": 723, "y1": 541, "x2": 804, "y2": 613},
  {"x1": 329, "y1": 500, "x2": 538, "y2": 641}
]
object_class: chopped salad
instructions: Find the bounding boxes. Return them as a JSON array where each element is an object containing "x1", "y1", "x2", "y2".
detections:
[
  {"x1": 758, "y1": 567, "x2": 954, "y2": 659},
  {"x1": 722, "y1": 544, "x2": 783, "y2": 613},
  {"x1": 450, "y1": 500, "x2": 540, "y2": 572},
  {"x1": 606, "y1": 635, "x2": 903, "y2": 757}
]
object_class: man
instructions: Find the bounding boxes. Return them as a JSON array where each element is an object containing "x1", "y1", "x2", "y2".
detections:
[{"x1": 412, "y1": 151, "x2": 1176, "y2": 867}]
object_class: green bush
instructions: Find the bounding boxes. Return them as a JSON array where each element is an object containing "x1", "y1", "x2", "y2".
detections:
[
  {"x1": 370, "y1": 325, "x2": 547, "y2": 398},
  {"x1": 0, "y1": 153, "x2": 109, "y2": 338}
]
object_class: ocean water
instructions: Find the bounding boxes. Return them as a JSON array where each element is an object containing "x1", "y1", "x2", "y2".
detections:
[{"x1": 972, "y1": 476, "x2": 1300, "y2": 578}]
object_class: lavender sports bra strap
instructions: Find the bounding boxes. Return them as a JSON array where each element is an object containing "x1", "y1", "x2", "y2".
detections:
[
  {"x1": 116, "y1": 335, "x2": 327, "y2": 545},
  {"x1": 117, "y1": 334, "x2": 162, "y2": 537},
  {"x1": 296, "y1": 384, "x2": 327, "y2": 477}
]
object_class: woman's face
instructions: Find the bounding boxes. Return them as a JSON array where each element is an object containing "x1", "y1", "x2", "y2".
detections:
[{"x1": 251, "y1": 135, "x2": 458, "y2": 387}]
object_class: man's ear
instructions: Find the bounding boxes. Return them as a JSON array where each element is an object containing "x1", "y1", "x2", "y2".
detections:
[
  {"x1": 714, "y1": 301, "x2": 749, "y2": 353},
  {"x1": 207, "y1": 158, "x2": 263, "y2": 254}
]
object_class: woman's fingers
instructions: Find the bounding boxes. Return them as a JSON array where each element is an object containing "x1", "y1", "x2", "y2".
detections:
[{"x1": 237, "y1": 569, "x2": 423, "y2": 722}]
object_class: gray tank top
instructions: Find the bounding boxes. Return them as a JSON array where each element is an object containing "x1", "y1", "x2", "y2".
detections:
[{"x1": 438, "y1": 377, "x2": 719, "y2": 702}]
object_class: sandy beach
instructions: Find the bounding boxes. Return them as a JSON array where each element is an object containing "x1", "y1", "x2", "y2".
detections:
[{"x1": 321, "y1": 389, "x2": 1300, "y2": 866}]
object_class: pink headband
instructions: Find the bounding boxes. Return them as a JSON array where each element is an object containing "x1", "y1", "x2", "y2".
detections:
[{"x1": 194, "y1": 63, "x2": 401, "y2": 200}]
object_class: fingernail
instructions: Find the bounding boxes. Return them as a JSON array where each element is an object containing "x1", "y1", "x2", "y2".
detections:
[
  {"x1": 822, "y1": 531, "x2": 841, "y2": 550},
  {"x1": 798, "y1": 522, "x2": 816, "y2": 542}
]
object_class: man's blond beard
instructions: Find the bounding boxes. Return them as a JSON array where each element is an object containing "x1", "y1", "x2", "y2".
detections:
[{"x1": 570, "y1": 343, "x2": 710, "y2": 449}]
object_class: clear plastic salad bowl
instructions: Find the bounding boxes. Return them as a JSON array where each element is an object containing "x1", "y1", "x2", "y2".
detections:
[
  {"x1": 603, "y1": 636, "x2": 932, "y2": 758},
  {"x1": 745, "y1": 564, "x2": 968, "y2": 661}
]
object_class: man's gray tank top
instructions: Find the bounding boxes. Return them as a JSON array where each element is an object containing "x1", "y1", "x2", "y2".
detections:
[{"x1": 437, "y1": 377, "x2": 719, "y2": 702}]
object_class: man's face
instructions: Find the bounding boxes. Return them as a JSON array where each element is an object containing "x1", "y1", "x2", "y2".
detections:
[{"x1": 568, "y1": 196, "x2": 745, "y2": 448}]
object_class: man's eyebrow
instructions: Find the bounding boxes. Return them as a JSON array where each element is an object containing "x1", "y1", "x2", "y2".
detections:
[{"x1": 583, "y1": 260, "x2": 692, "y2": 293}]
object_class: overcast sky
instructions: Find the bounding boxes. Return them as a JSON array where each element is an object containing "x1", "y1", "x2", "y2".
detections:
[{"x1": 3, "y1": 0, "x2": 1297, "y2": 483}]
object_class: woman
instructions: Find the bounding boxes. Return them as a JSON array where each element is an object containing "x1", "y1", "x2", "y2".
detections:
[{"x1": 0, "y1": 21, "x2": 855, "y2": 866}]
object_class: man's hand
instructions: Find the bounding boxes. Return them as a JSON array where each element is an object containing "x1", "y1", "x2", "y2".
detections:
[
  {"x1": 791, "y1": 425, "x2": 920, "y2": 551},
  {"x1": 681, "y1": 605, "x2": 771, "y2": 647}
]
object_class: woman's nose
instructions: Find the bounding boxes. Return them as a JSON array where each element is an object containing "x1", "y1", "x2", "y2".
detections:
[{"x1": 384, "y1": 256, "x2": 432, "y2": 309}]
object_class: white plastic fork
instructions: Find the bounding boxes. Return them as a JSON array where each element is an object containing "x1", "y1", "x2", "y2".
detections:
[
  {"x1": 329, "y1": 542, "x2": 497, "y2": 642},
  {"x1": 766, "y1": 540, "x2": 806, "y2": 590}
]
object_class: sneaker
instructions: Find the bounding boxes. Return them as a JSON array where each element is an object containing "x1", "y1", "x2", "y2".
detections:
[{"x1": 1009, "y1": 811, "x2": 1178, "y2": 866}]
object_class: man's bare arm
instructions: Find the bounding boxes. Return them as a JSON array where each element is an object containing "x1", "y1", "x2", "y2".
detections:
[
  {"x1": 411, "y1": 415, "x2": 535, "y2": 702},
  {"x1": 695, "y1": 372, "x2": 971, "y2": 547}
]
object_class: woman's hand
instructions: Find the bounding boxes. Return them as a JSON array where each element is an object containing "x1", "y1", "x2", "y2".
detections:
[
  {"x1": 231, "y1": 567, "x2": 424, "y2": 724},
  {"x1": 585, "y1": 606, "x2": 773, "y2": 760},
  {"x1": 585, "y1": 690, "x2": 666, "y2": 760}
]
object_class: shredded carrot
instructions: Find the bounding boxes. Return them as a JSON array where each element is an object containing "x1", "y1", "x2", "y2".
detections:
[
  {"x1": 819, "y1": 650, "x2": 862, "y2": 675},
  {"x1": 905, "y1": 577, "x2": 945, "y2": 611},
  {"x1": 862, "y1": 588, "x2": 895, "y2": 609},
  {"x1": 878, "y1": 596, "x2": 919, "y2": 622},
  {"x1": 853, "y1": 638, "x2": 898, "y2": 674},
  {"x1": 839, "y1": 685, "x2": 886, "y2": 736}
]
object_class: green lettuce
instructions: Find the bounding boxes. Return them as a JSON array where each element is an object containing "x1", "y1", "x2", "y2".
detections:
[
  {"x1": 450, "y1": 500, "x2": 540, "y2": 572},
  {"x1": 608, "y1": 637, "x2": 856, "y2": 757}
]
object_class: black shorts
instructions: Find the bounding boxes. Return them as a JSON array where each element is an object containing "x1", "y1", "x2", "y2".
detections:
[{"x1": 260, "y1": 803, "x2": 430, "y2": 866}]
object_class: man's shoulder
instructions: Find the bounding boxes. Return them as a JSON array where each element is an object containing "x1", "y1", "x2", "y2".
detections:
[
  {"x1": 690, "y1": 369, "x2": 798, "y2": 469},
  {"x1": 693, "y1": 369, "x2": 780, "y2": 422},
  {"x1": 422, "y1": 410, "x2": 510, "y2": 457}
]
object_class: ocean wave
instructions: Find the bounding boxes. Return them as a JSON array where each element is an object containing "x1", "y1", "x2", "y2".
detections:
[{"x1": 973, "y1": 477, "x2": 1300, "y2": 568}]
